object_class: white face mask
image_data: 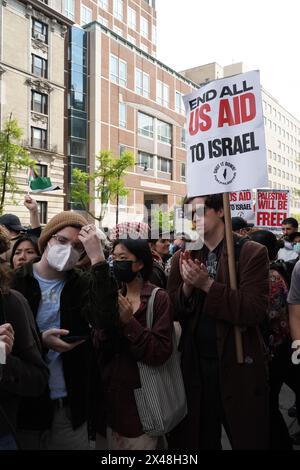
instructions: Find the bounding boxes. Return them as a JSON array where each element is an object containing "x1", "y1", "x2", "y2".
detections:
[{"x1": 46, "y1": 243, "x2": 80, "y2": 271}]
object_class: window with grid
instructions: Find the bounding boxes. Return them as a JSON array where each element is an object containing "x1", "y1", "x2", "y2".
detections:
[
  {"x1": 135, "y1": 69, "x2": 149, "y2": 98},
  {"x1": 31, "y1": 91, "x2": 48, "y2": 114},
  {"x1": 181, "y1": 127, "x2": 186, "y2": 148},
  {"x1": 113, "y1": 26, "x2": 123, "y2": 36},
  {"x1": 140, "y1": 16, "x2": 148, "y2": 38},
  {"x1": 32, "y1": 55, "x2": 47, "y2": 78},
  {"x1": 36, "y1": 163, "x2": 48, "y2": 177},
  {"x1": 119, "y1": 102, "x2": 126, "y2": 128},
  {"x1": 138, "y1": 112, "x2": 153, "y2": 138},
  {"x1": 137, "y1": 151, "x2": 154, "y2": 169},
  {"x1": 37, "y1": 201, "x2": 48, "y2": 224},
  {"x1": 157, "y1": 156, "x2": 172, "y2": 174},
  {"x1": 32, "y1": 19, "x2": 48, "y2": 43},
  {"x1": 113, "y1": 0, "x2": 123, "y2": 20},
  {"x1": 157, "y1": 81, "x2": 169, "y2": 107},
  {"x1": 31, "y1": 127, "x2": 47, "y2": 149},
  {"x1": 128, "y1": 7, "x2": 136, "y2": 30},
  {"x1": 152, "y1": 25, "x2": 157, "y2": 45},
  {"x1": 110, "y1": 54, "x2": 127, "y2": 87},
  {"x1": 98, "y1": 16, "x2": 108, "y2": 27},
  {"x1": 98, "y1": 0, "x2": 108, "y2": 10},
  {"x1": 181, "y1": 162, "x2": 186, "y2": 182},
  {"x1": 157, "y1": 120, "x2": 171, "y2": 144},
  {"x1": 65, "y1": 0, "x2": 75, "y2": 20},
  {"x1": 81, "y1": 5, "x2": 92, "y2": 25},
  {"x1": 175, "y1": 91, "x2": 184, "y2": 114}
]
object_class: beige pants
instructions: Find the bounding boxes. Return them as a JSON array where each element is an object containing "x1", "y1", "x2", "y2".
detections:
[{"x1": 106, "y1": 427, "x2": 158, "y2": 451}]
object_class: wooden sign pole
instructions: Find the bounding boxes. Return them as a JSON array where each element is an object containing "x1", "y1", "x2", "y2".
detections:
[{"x1": 222, "y1": 192, "x2": 244, "y2": 364}]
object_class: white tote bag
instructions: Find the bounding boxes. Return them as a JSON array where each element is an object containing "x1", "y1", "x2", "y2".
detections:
[{"x1": 134, "y1": 288, "x2": 187, "y2": 436}]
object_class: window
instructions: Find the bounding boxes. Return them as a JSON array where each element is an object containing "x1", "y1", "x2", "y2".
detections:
[
  {"x1": 181, "y1": 162, "x2": 186, "y2": 182},
  {"x1": 37, "y1": 201, "x2": 48, "y2": 224},
  {"x1": 157, "y1": 120, "x2": 172, "y2": 144},
  {"x1": 140, "y1": 43, "x2": 148, "y2": 54},
  {"x1": 140, "y1": 17, "x2": 148, "y2": 38},
  {"x1": 113, "y1": 0, "x2": 123, "y2": 20},
  {"x1": 65, "y1": 0, "x2": 75, "y2": 20},
  {"x1": 175, "y1": 92, "x2": 184, "y2": 114},
  {"x1": 31, "y1": 91, "x2": 48, "y2": 114},
  {"x1": 181, "y1": 127, "x2": 186, "y2": 148},
  {"x1": 98, "y1": 16, "x2": 108, "y2": 27},
  {"x1": 113, "y1": 26, "x2": 123, "y2": 36},
  {"x1": 32, "y1": 19, "x2": 48, "y2": 43},
  {"x1": 98, "y1": 0, "x2": 108, "y2": 9},
  {"x1": 110, "y1": 54, "x2": 127, "y2": 87},
  {"x1": 128, "y1": 7, "x2": 136, "y2": 30},
  {"x1": 119, "y1": 145, "x2": 126, "y2": 156},
  {"x1": 157, "y1": 81, "x2": 169, "y2": 107},
  {"x1": 157, "y1": 156, "x2": 172, "y2": 174},
  {"x1": 135, "y1": 69, "x2": 149, "y2": 98},
  {"x1": 152, "y1": 25, "x2": 157, "y2": 45},
  {"x1": 138, "y1": 112, "x2": 153, "y2": 138},
  {"x1": 128, "y1": 34, "x2": 136, "y2": 45},
  {"x1": 32, "y1": 55, "x2": 47, "y2": 78},
  {"x1": 119, "y1": 102, "x2": 126, "y2": 128},
  {"x1": 81, "y1": 5, "x2": 92, "y2": 25},
  {"x1": 36, "y1": 164, "x2": 48, "y2": 177},
  {"x1": 137, "y1": 151, "x2": 154, "y2": 170},
  {"x1": 31, "y1": 127, "x2": 47, "y2": 149}
]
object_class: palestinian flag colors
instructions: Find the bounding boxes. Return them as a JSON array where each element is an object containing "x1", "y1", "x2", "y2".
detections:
[{"x1": 27, "y1": 168, "x2": 61, "y2": 193}]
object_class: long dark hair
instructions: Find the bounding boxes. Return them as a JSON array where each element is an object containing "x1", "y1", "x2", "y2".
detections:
[
  {"x1": 113, "y1": 238, "x2": 153, "y2": 281},
  {"x1": 10, "y1": 235, "x2": 40, "y2": 268}
]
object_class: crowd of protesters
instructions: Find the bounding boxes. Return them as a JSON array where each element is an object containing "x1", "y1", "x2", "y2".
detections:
[{"x1": 0, "y1": 194, "x2": 300, "y2": 450}]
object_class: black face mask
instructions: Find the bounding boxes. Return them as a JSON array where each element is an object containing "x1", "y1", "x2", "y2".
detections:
[{"x1": 113, "y1": 260, "x2": 138, "y2": 283}]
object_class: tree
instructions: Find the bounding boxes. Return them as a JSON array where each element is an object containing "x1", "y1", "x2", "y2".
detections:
[
  {"x1": 0, "y1": 116, "x2": 35, "y2": 215},
  {"x1": 71, "y1": 150, "x2": 134, "y2": 224}
]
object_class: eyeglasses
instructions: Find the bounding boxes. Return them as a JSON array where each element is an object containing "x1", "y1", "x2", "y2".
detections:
[
  {"x1": 52, "y1": 234, "x2": 85, "y2": 255},
  {"x1": 186, "y1": 206, "x2": 211, "y2": 220}
]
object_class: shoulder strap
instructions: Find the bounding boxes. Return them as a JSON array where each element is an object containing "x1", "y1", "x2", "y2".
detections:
[{"x1": 145, "y1": 287, "x2": 161, "y2": 329}]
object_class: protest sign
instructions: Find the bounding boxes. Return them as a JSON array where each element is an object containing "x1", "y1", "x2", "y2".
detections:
[
  {"x1": 256, "y1": 189, "x2": 290, "y2": 229},
  {"x1": 183, "y1": 70, "x2": 268, "y2": 197},
  {"x1": 230, "y1": 190, "x2": 255, "y2": 223}
]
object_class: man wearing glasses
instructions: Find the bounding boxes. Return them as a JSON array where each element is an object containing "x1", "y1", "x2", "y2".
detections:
[
  {"x1": 12, "y1": 211, "x2": 118, "y2": 450},
  {"x1": 167, "y1": 193, "x2": 270, "y2": 450}
]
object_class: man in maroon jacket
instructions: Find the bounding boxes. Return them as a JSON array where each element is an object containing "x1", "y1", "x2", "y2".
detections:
[{"x1": 167, "y1": 193, "x2": 270, "y2": 450}]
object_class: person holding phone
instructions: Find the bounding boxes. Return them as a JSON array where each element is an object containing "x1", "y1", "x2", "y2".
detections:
[
  {"x1": 93, "y1": 236, "x2": 173, "y2": 450},
  {"x1": 12, "y1": 212, "x2": 118, "y2": 450},
  {"x1": 0, "y1": 225, "x2": 48, "y2": 450}
]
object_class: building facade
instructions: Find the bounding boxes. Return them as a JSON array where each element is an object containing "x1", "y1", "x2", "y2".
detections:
[
  {"x1": 2, "y1": 1, "x2": 300, "y2": 226},
  {"x1": 0, "y1": 0, "x2": 72, "y2": 225},
  {"x1": 85, "y1": 20, "x2": 195, "y2": 225}
]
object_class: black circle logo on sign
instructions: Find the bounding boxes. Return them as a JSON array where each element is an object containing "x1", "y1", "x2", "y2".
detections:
[{"x1": 214, "y1": 162, "x2": 237, "y2": 185}]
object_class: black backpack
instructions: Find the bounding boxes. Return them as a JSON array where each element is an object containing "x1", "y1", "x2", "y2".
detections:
[{"x1": 269, "y1": 258, "x2": 298, "y2": 288}]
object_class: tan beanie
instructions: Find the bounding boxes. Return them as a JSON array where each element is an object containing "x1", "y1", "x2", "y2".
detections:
[{"x1": 38, "y1": 211, "x2": 88, "y2": 253}]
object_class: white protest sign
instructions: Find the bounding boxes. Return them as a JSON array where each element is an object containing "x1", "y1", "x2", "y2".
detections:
[
  {"x1": 230, "y1": 190, "x2": 255, "y2": 222},
  {"x1": 256, "y1": 189, "x2": 290, "y2": 229},
  {"x1": 183, "y1": 70, "x2": 268, "y2": 197}
]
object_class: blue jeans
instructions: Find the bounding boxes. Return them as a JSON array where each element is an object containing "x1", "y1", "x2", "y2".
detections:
[{"x1": 0, "y1": 433, "x2": 18, "y2": 450}]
